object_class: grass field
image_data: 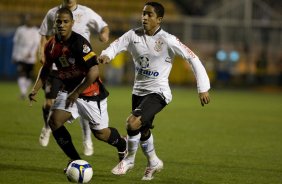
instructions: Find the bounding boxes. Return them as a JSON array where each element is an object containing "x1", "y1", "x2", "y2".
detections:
[{"x1": 0, "y1": 81, "x2": 281, "y2": 184}]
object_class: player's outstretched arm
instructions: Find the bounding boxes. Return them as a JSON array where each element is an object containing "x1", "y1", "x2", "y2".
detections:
[{"x1": 28, "y1": 66, "x2": 49, "y2": 106}]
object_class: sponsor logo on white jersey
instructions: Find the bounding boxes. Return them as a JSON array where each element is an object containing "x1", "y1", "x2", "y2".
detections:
[
  {"x1": 137, "y1": 55, "x2": 159, "y2": 78},
  {"x1": 139, "y1": 56, "x2": 149, "y2": 68}
]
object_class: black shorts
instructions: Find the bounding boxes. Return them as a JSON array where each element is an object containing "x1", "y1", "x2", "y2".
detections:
[
  {"x1": 132, "y1": 93, "x2": 167, "y2": 128},
  {"x1": 16, "y1": 62, "x2": 34, "y2": 79},
  {"x1": 44, "y1": 70, "x2": 64, "y2": 99}
]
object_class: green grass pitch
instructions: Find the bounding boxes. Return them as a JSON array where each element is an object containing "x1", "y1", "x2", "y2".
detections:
[{"x1": 0, "y1": 82, "x2": 281, "y2": 184}]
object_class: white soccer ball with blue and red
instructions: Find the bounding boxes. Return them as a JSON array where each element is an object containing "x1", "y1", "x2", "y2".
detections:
[{"x1": 66, "y1": 160, "x2": 93, "y2": 183}]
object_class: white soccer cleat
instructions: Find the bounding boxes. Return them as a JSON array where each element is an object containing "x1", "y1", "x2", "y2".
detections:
[
  {"x1": 142, "y1": 159, "x2": 164, "y2": 180},
  {"x1": 39, "y1": 126, "x2": 51, "y2": 147},
  {"x1": 111, "y1": 160, "x2": 134, "y2": 175},
  {"x1": 83, "y1": 141, "x2": 94, "y2": 156}
]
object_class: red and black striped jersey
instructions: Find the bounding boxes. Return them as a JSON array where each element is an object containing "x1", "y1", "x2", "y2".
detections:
[{"x1": 44, "y1": 31, "x2": 108, "y2": 100}]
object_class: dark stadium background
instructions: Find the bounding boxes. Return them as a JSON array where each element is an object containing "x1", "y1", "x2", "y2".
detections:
[{"x1": 0, "y1": 0, "x2": 281, "y2": 90}]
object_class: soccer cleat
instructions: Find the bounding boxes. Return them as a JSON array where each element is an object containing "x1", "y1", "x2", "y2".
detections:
[
  {"x1": 142, "y1": 159, "x2": 164, "y2": 180},
  {"x1": 83, "y1": 141, "x2": 94, "y2": 156},
  {"x1": 64, "y1": 160, "x2": 74, "y2": 174},
  {"x1": 39, "y1": 126, "x2": 51, "y2": 147},
  {"x1": 111, "y1": 160, "x2": 134, "y2": 175}
]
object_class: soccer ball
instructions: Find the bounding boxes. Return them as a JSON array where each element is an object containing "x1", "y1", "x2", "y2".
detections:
[{"x1": 65, "y1": 160, "x2": 93, "y2": 183}]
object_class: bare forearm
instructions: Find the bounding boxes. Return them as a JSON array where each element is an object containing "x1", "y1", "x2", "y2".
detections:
[
  {"x1": 99, "y1": 26, "x2": 110, "y2": 43},
  {"x1": 72, "y1": 65, "x2": 99, "y2": 95},
  {"x1": 31, "y1": 66, "x2": 48, "y2": 93},
  {"x1": 38, "y1": 35, "x2": 51, "y2": 64},
  {"x1": 38, "y1": 36, "x2": 47, "y2": 64}
]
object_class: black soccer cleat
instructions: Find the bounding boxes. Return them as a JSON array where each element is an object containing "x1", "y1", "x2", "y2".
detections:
[{"x1": 64, "y1": 160, "x2": 74, "y2": 174}]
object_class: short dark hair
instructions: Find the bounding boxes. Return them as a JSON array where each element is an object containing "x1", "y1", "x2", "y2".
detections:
[
  {"x1": 56, "y1": 7, "x2": 73, "y2": 20},
  {"x1": 145, "y1": 2, "x2": 165, "y2": 18}
]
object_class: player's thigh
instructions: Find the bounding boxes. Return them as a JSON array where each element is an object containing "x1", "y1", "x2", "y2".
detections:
[
  {"x1": 76, "y1": 98, "x2": 109, "y2": 130},
  {"x1": 133, "y1": 93, "x2": 166, "y2": 126},
  {"x1": 52, "y1": 91, "x2": 80, "y2": 121},
  {"x1": 25, "y1": 64, "x2": 34, "y2": 79},
  {"x1": 49, "y1": 109, "x2": 72, "y2": 130}
]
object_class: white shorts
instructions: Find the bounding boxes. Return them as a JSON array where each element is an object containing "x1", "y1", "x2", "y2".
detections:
[{"x1": 52, "y1": 91, "x2": 109, "y2": 130}]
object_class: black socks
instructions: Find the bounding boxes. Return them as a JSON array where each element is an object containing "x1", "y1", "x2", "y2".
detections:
[
  {"x1": 108, "y1": 127, "x2": 126, "y2": 152},
  {"x1": 42, "y1": 106, "x2": 50, "y2": 127},
  {"x1": 52, "y1": 126, "x2": 81, "y2": 160}
]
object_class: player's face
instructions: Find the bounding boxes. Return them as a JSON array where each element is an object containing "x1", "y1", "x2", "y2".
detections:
[
  {"x1": 55, "y1": 13, "x2": 74, "y2": 41},
  {"x1": 142, "y1": 5, "x2": 162, "y2": 36}
]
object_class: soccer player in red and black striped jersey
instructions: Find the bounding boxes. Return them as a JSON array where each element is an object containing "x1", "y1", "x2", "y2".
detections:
[{"x1": 29, "y1": 8, "x2": 126, "y2": 166}]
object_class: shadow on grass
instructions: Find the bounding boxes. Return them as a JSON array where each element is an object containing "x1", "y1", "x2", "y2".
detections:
[{"x1": 0, "y1": 163, "x2": 61, "y2": 174}]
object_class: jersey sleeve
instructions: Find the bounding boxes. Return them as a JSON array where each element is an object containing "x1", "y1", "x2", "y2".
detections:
[
  {"x1": 168, "y1": 34, "x2": 210, "y2": 93},
  {"x1": 43, "y1": 39, "x2": 55, "y2": 68},
  {"x1": 29, "y1": 28, "x2": 40, "y2": 60},
  {"x1": 11, "y1": 27, "x2": 21, "y2": 60},
  {"x1": 78, "y1": 37, "x2": 98, "y2": 68},
  {"x1": 87, "y1": 8, "x2": 108, "y2": 33},
  {"x1": 39, "y1": 8, "x2": 56, "y2": 36},
  {"x1": 101, "y1": 30, "x2": 132, "y2": 60}
]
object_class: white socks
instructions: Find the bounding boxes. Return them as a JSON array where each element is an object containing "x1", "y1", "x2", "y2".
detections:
[
  {"x1": 140, "y1": 134, "x2": 159, "y2": 166},
  {"x1": 18, "y1": 77, "x2": 32, "y2": 97},
  {"x1": 79, "y1": 118, "x2": 92, "y2": 144},
  {"x1": 125, "y1": 133, "x2": 141, "y2": 163},
  {"x1": 125, "y1": 133, "x2": 159, "y2": 167}
]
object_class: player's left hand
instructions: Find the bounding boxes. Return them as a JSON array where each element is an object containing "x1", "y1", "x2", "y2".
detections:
[
  {"x1": 199, "y1": 91, "x2": 210, "y2": 106},
  {"x1": 65, "y1": 92, "x2": 79, "y2": 109}
]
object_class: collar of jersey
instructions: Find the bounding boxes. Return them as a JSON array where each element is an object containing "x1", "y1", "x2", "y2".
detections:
[{"x1": 152, "y1": 26, "x2": 162, "y2": 36}]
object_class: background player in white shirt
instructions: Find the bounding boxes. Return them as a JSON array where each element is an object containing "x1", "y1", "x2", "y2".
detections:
[
  {"x1": 12, "y1": 14, "x2": 40, "y2": 100},
  {"x1": 38, "y1": 0, "x2": 109, "y2": 156},
  {"x1": 99, "y1": 2, "x2": 210, "y2": 180}
]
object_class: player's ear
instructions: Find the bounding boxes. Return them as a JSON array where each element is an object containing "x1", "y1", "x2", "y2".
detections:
[{"x1": 157, "y1": 17, "x2": 163, "y2": 24}]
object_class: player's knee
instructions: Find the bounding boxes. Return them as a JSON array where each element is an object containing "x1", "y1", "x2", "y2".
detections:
[
  {"x1": 126, "y1": 114, "x2": 142, "y2": 131},
  {"x1": 48, "y1": 113, "x2": 63, "y2": 131}
]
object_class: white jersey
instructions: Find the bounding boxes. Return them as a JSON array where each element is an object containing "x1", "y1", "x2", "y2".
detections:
[
  {"x1": 12, "y1": 25, "x2": 40, "y2": 64},
  {"x1": 101, "y1": 28, "x2": 210, "y2": 104},
  {"x1": 39, "y1": 4, "x2": 108, "y2": 42}
]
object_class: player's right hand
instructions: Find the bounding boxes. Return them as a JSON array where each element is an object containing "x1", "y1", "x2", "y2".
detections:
[{"x1": 28, "y1": 91, "x2": 37, "y2": 106}]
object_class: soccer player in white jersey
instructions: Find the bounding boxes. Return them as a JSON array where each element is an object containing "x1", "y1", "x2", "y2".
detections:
[
  {"x1": 12, "y1": 14, "x2": 40, "y2": 100},
  {"x1": 98, "y1": 2, "x2": 210, "y2": 180},
  {"x1": 37, "y1": 0, "x2": 109, "y2": 156}
]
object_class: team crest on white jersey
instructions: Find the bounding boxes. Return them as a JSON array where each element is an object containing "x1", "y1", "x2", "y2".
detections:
[
  {"x1": 74, "y1": 14, "x2": 82, "y2": 23},
  {"x1": 83, "y1": 44, "x2": 90, "y2": 53},
  {"x1": 154, "y1": 38, "x2": 164, "y2": 52}
]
